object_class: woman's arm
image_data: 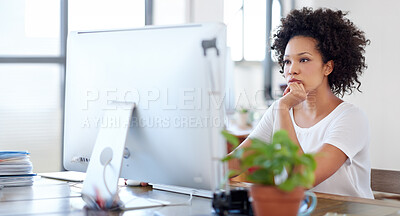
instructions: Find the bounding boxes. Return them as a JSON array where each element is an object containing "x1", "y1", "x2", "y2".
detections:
[
  {"x1": 313, "y1": 144, "x2": 347, "y2": 186},
  {"x1": 278, "y1": 82, "x2": 348, "y2": 186},
  {"x1": 278, "y1": 82, "x2": 307, "y2": 153},
  {"x1": 278, "y1": 103, "x2": 348, "y2": 186}
]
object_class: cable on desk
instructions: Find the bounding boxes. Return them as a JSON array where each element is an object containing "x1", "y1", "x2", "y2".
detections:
[
  {"x1": 67, "y1": 181, "x2": 82, "y2": 189},
  {"x1": 117, "y1": 189, "x2": 195, "y2": 211},
  {"x1": 163, "y1": 189, "x2": 194, "y2": 207},
  {"x1": 103, "y1": 158, "x2": 113, "y2": 197}
]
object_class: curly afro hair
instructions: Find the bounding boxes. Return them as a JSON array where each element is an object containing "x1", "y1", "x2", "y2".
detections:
[{"x1": 271, "y1": 7, "x2": 370, "y2": 97}]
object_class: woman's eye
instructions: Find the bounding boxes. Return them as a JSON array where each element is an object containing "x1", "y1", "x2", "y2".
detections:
[
  {"x1": 300, "y1": 58, "x2": 309, "y2": 63},
  {"x1": 283, "y1": 60, "x2": 291, "y2": 65}
]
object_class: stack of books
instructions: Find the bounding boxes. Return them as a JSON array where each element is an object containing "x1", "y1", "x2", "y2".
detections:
[{"x1": 0, "y1": 151, "x2": 36, "y2": 187}]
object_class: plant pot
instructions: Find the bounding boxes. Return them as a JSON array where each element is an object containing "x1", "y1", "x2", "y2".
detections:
[
  {"x1": 237, "y1": 112, "x2": 249, "y2": 129},
  {"x1": 250, "y1": 185, "x2": 304, "y2": 216}
]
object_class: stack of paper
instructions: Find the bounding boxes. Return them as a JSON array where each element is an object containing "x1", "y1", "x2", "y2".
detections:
[{"x1": 0, "y1": 151, "x2": 36, "y2": 187}]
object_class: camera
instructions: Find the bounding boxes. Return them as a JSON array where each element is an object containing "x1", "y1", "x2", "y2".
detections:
[{"x1": 212, "y1": 188, "x2": 253, "y2": 216}]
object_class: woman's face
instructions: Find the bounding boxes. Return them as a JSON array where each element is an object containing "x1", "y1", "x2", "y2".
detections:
[{"x1": 283, "y1": 36, "x2": 332, "y2": 93}]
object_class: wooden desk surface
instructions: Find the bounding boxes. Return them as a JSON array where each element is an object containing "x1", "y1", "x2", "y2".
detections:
[
  {"x1": 313, "y1": 193, "x2": 400, "y2": 216},
  {"x1": 1, "y1": 178, "x2": 400, "y2": 216}
]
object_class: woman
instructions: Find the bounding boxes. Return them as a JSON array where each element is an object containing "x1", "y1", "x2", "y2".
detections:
[{"x1": 236, "y1": 7, "x2": 373, "y2": 198}]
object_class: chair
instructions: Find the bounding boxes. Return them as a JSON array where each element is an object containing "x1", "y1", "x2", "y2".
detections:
[{"x1": 371, "y1": 168, "x2": 400, "y2": 200}]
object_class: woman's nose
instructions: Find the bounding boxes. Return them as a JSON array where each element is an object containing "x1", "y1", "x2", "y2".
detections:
[{"x1": 288, "y1": 63, "x2": 299, "y2": 75}]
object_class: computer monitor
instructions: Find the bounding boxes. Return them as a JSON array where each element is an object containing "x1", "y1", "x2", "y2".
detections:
[{"x1": 63, "y1": 23, "x2": 228, "y2": 195}]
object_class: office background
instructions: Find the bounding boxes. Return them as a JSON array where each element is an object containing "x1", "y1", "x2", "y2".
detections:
[{"x1": 0, "y1": 0, "x2": 398, "y2": 172}]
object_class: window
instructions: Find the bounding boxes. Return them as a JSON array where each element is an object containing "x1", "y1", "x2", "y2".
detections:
[
  {"x1": 224, "y1": 0, "x2": 244, "y2": 61},
  {"x1": 0, "y1": 0, "x2": 147, "y2": 172},
  {"x1": 270, "y1": 0, "x2": 282, "y2": 61},
  {"x1": 0, "y1": 0, "x2": 60, "y2": 56},
  {"x1": 0, "y1": 0, "x2": 64, "y2": 172},
  {"x1": 224, "y1": 0, "x2": 282, "y2": 62}
]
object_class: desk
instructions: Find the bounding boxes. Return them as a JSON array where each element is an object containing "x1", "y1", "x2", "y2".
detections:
[
  {"x1": 313, "y1": 193, "x2": 400, "y2": 216},
  {"x1": 1, "y1": 178, "x2": 400, "y2": 216}
]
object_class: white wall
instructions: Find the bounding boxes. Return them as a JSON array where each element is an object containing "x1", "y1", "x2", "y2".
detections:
[{"x1": 290, "y1": 0, "x2": 400, "y2": 170}]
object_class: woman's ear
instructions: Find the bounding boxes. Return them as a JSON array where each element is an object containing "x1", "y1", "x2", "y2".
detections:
[{"x1": 324, "y1": 60, "x2": 334, "y2": 76}]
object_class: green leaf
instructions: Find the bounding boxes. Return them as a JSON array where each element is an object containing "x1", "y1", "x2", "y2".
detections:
[
  {"x1": 278, "y1": 176, "x2": 297, "y2": 192},
  {"x1": 250, "y1": 138, "x2": 268, "y2": 148},
  {"x1": 305, "y1": 154, "x2": 317, "y2": 171},
  {"x1": 221, "y1": 130, "x2": 239, "y2": 148},
  {"x1": 247, "y1": 169, "x2": 274, "y2": 185},
  {"x1": 227, "y1": 169, "x2": 242, "y2": 178},
  {"x1": 221, "y1": 154, "x2": 234, "y2": 162},
  {"x1": 297, "y1": 168, "x2": 315, "y2": 188},
  {"x1": 270, "y1": 158, "x2": 287, "y2": 175},
  {"x1": 241, "y1": 152, "x2": 261, "y2": 168},
  {"x1": 272, "y1": 130, "x2": 292, "y2": 145},
  {"x1": 298, "y1": 154, "x2": 317, "y2": 171}
]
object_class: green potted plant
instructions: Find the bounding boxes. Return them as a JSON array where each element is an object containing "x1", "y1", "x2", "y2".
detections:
[{"x1": 222, "y1": 130, "x2": 317, "y2": 216}]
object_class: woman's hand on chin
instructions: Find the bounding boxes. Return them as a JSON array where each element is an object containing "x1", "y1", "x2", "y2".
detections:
[{"x1": 279, "y1": 82, "x2": 307, "y2": 110}]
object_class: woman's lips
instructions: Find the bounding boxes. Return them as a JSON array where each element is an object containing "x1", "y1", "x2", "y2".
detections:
[{"x1": 288, "y1": 78, "x2": 302, "y2": 84}]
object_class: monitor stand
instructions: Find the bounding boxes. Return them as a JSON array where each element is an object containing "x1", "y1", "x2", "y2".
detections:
[
  {"x1": 81, "y1": 101, "x2": 214, "y2": 210},
  {"x1": 81, "y1": 102, "x2": 135, "y2": 209}
]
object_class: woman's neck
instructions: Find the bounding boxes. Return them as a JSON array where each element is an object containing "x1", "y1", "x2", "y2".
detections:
[{"x1": 294, "y1": 85, "x2": 342, "y2": 118}]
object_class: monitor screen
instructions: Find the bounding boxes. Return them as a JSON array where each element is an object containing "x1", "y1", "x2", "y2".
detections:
[{"x1": 64, "y1": 23, "x2": 228, "y2": 193}]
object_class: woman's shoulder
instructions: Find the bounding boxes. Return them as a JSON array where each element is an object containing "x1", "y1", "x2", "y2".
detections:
[
  {"x1": 331, "y1": 101, "x2": 369, "y2": 123},
  {"x1": 337, "y1": 101, "x2": 366, "y2": 114}
]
